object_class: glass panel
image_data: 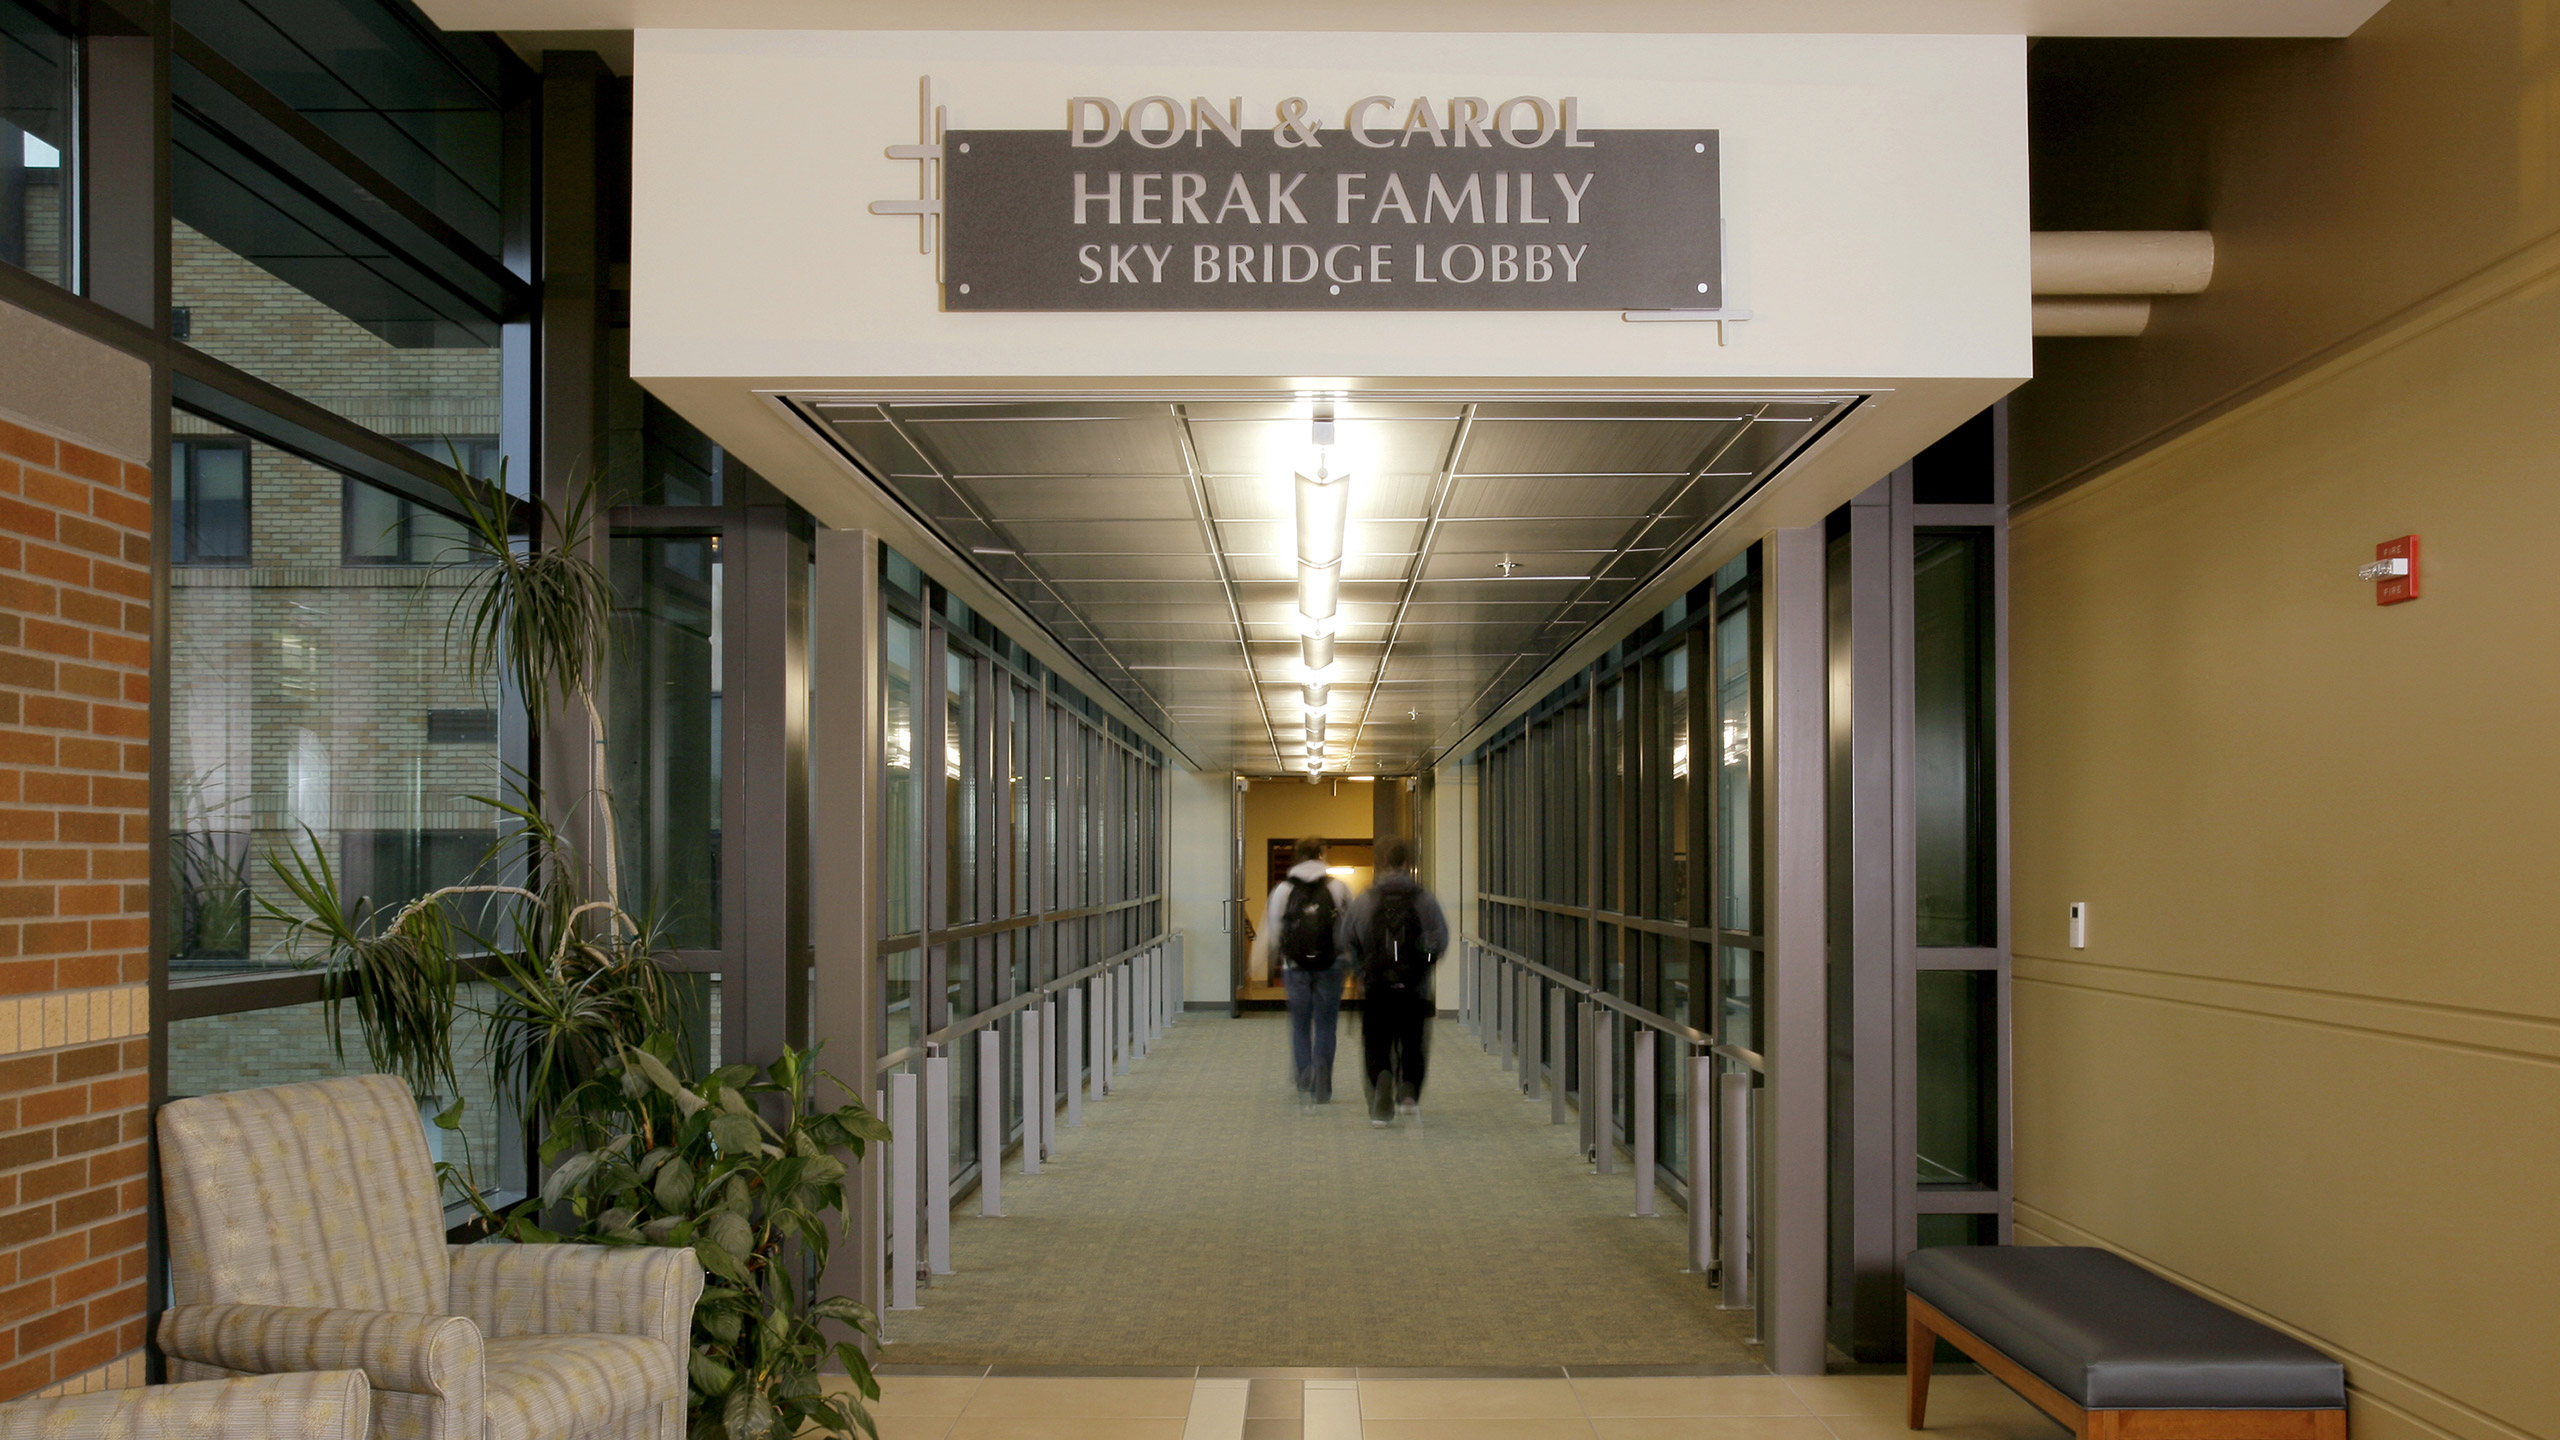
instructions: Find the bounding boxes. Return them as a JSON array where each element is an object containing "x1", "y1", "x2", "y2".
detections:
[
  {"x1": 609, "y1": 533, "x2": 721, "y2": 949},
  {"x1": 1598, "y1": 679, "x2": 1623, "y2": 911},
  {"x1": 169, "y1": 410, "x2": 501, "y2": 977},
  {"x1": 1008, "y1": 683, "x2": 1029, "y2": 916},
  {"x1": 0, "y1": 0, "x2": 76, "y2": 290},
  {"x1": 1658, "y1": 646, "x2": 1689, "y2": 922},
  {"x1": 171, "y1": 52, "x2": 501, "y2": 431},
  {"x1": 174, "y1": 0, "x2": 507, "y2": 255},
  {"x1": 1717, "y1": 945, "x2": 1757, "y2": 1054},
  {"x1": 1714, "y1": 599, "x2": 1753, "y2": 934},
  {"x1": 882, "y1": 614, "x2": 920, "y2": 939},
  {"x1": 671, "y1": 971, "x2": 721, "y2": 1074},
  {"x1": 1916, "y1": 1212, "x2": 1996, "y2": 1247},
  {"x1": 1915, "y1": 968, "x2": 1996, "y2": 1186},
  {"x1": 1913, "y1": 530, "x2": 1995, "y2": 947},
  {"x1": 166, "y1": 986, "x2": 523, "y2": 1213},
  {"x1": 945, "y1": 641, "x2": 976, "y2": 924}
]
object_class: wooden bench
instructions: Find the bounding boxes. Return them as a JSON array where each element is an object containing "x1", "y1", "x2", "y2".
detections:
[{"x1": 1907, "y1": 1247, "x2": 2348, "y2": 1440}]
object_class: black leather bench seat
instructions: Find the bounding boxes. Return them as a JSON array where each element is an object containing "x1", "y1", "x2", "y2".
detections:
[{"x1": 1906, "y1": 1247, "x2": 2347, "y2": 1411}]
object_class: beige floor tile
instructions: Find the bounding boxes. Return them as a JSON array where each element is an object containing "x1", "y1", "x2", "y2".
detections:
[
  {"x1": 960, "y1": 1377, "x2": 1198, "y2": 1418},
  {"x1": 1823, "y1": 1405, "x2": 2066, "y2": 1440},
  {"x1": 1919, "y1": 1377, "x2": 2059, "y2": 1430},
  {"x1": 1361, "y1": 1378, "x2": 1587, "y2": 1419},
  {"x1": 1576, "y1": 1378, "x2": 1815, "y2": 1418},
  {"x1": 1362, "y1": 1422, "x2": 1601, "y2": 1440},
  {"x1": 1242, "y1": 1422, "x2": 1303, "y2": 1440},
  {"x1": 1247, "y1": 1378, "x2": 1305, "y2": 1418},
  {"x1": 870, "y1": 1376, "x2": 990, "y2": 1416},
  {"x1": 1783, "y1": 1377, "x2": 1910, "y2": 1417},
  {"x1": 871, "y1": 1419, "x2": 959, "y2": 1440},
  {"x1": 945, "y1": 1421, "x2": 1189, "y2": 1440},
  {"x1": 1593, "y1": 1422, "x2": 1837, "y2": 1440}
]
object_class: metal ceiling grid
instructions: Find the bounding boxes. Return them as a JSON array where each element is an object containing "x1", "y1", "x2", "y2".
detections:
[{"x1": 789, "y1": 392, "x2": 1858, "y2": 775}]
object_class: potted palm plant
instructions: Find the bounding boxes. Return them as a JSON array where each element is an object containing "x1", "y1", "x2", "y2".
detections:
[{"x1": 261, "y1": 458, "x2": 885, "y2": 1439}]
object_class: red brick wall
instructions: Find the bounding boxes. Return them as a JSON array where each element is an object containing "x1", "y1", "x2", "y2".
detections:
[{"x1": 0, "y1": 415, "x2": 153, "y2": 1401}]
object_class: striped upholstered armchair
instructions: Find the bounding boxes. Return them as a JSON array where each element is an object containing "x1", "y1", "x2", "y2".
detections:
[
  {"x1": 155, "y1": 1075, "x2": 705, "y2": 1440},
  {"x1": 0, "y1": 1371, "x2": 370, "y2": 1439}
]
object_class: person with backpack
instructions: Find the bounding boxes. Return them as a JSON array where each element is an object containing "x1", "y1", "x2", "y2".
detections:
[
  {"x1": 1335, "y1": 837, "x2": 1449, "y2": 1127},
  {"x1": 1265, "y1": 835, "x2": 1352, "y2": 1101}
]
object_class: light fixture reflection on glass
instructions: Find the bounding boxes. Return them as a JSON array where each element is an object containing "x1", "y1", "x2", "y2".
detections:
[
  {"x1": 1671, "y1": 741, "x2": 1688, "y2": 779},
  {"x1": 1721, "y1": 719, "x2": 1748, "y2": 768}
]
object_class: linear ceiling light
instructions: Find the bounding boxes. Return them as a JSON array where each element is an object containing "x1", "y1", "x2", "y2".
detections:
[{"x1": 1293, "y1": 398, "x2": 1352, "y2": 682}]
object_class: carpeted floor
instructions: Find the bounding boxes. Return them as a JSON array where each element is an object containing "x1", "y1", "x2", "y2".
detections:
[{"x1": 879, "y1": 1012, "x2": 1760, "y2": 1368}]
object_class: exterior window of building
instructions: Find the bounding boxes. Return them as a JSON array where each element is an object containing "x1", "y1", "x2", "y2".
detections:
[
  {"x1": 172, "y1": 437, "x2": 252, "y2": 565},
  {"x1": 343, "y1": 474, "x2": 471, "y2": 564},
  {"x1": 0, "y1": 0, "x2": 76, "y2": 290},
  {"x1": 168, "y1": 411, "x2": 503, "y2": 979}
]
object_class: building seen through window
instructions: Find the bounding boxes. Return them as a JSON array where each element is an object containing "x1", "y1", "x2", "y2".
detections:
[{"x1": 0, "y1": 0, "x2": 76, "y2": 291}]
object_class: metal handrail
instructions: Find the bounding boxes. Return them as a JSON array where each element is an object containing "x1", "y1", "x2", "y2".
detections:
[
  {"x1": 878, "y1": 929, "x2": 1176, "y2": 1072},
  {"x1": 1470, "y1": 937, "x2": 1761, "y2": 1070},
  {"x1": 1461, "y1": 936, "x2": 1756, "y2": 1317},
  {"x1": 882, "y1": 931, "x2": 1187, "y2": 1314},
  {"x1": 878, "y1": 893, "x2": 1165, "y2": 955}
]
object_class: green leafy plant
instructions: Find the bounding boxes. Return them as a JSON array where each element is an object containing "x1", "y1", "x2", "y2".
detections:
[
  {"x1": 458, "y1": 1037, "x2": 890, "y2": 1440},
  {"x1": 432, "y1": 459, "x2": 629, "y2": 908},
  {"x1": 260, "y1": 793, "x2": 675, "y2": 1118}
]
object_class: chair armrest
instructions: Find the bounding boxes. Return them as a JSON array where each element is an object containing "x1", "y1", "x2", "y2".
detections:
[
  {"x1": 448, "y1": 1242, "x2": 706, "y2": 1345},
  {"x1": 0, "y1": 1370, "x2": 372, "y2": 1440},
  {"x1": 158, "y1": 1304, "x2": 481, "y2": 1400}
]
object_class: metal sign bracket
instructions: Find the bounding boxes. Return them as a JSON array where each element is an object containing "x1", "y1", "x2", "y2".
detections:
[{"x1": 869, "y1": 76, "x2": 944, "y2": 268}]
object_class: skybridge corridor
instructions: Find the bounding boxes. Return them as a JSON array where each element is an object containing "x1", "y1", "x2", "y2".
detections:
[{"x1": 877, "y1": 1013, "x2": 1753, "y2": 1370}]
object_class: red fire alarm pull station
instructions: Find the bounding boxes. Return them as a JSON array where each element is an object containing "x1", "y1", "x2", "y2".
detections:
[{"x1": 2363, "y1": 535, "x2": 2421, "y2": 605}]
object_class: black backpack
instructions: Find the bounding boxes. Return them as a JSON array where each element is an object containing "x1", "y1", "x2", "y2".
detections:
[
  {"x1": 1365, "y1": 884, "x2": 1431, "y2": 991},
  {"x1": 1278, "y1": 876, "x2": 1339, "y2": 971}
]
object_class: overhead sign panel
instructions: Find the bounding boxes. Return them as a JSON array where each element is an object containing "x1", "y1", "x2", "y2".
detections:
[{"x1": 937, "y1": 96, "x2": 1720, "y2": 312}]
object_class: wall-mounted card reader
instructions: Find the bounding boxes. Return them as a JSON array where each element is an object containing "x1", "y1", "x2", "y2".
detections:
[{"x1": 2069, "y1": 902, "x2": 2088, "y2": 949}]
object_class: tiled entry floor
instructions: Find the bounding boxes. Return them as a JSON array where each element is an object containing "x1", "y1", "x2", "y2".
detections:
[{"x1": 837, "y1": 1369, "x2": 2073, "y2": 1440}]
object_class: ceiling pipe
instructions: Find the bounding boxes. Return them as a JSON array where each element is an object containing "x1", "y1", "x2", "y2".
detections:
[
  {"x1": 2033, "y1": 297, "x2": 2154, "y2": 336},
  {"x1": 2028, "y1": 231, "x2": 2212, "y2": 337},
  {"x1": 2031, "y1": 231, "x2": 2214, "y2": 295}
]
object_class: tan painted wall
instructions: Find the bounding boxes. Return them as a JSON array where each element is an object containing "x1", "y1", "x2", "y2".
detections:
[
  {"x1": 1243, "y1": 777, "x2": 1377, "y2": 905},
  {"x1": 2016, "y1": 0, "x2": 2560, "y2": 498},
  {"x1": 2009, "y1": 221, "x2": 2560, "y2": 1440}
]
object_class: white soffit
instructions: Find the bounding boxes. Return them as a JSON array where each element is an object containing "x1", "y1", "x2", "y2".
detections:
[{"x1": 420, "y1": 1, "x2": 2388, "y2": 38}]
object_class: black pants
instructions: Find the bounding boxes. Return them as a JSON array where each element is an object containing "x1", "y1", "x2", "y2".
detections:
[{"x1": 1361, "y1": 985, "x2": 1431, "y2": 1104}]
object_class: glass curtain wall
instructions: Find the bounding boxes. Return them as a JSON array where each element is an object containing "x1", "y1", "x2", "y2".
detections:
[
  {"x1": 156, "y1": 0, "x2": 532, "y2": 1222},
  {"x1": 1474, "y1": 548, "x2": 1762, "y2": 1193},
  {"x1": 878, "y1": 549, "x2": 1167, "y2": 1188}
]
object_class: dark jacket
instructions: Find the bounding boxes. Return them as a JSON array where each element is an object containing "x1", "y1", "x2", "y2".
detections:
[{"x1": 1334, "y1": 871, "x2": 1449, "y2": 987}]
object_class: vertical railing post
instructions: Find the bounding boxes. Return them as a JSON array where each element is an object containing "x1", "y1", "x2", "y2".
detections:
[
  {"x1": 924, "y1": 1046, "x2": 951, "y2": 1274},
  {"x1": 1116, "y1": 962, "x2": 1132, "y2": 1074},
  {"x1": 1720, "y1": 1068, "x2": 1753, "y2": 1310},
  {"x1": 1018, "y1": 1010, "x2": 1041, "y2": 1175},
  {"x1": 1065, "y1": 984, "x2": 1085, "y2": 1126},
  {"x1": 978, "y1": 1029, "x2": 1003, "y2": 1217},
  {"x1": 1550, "y1": 986, "x2": 1570, "y2": 1125},
  {"x1": 1632, "y1": 1028, "x2": 1657, "y2": 1217},
  {"x1": 1587, "y1": 1009, "x2": 1607, "y2": 1168},
  {"x1": 1566, "y1": 1004, "x2": 1587, "y2": 1147},
  {"x1": 1687, "y1": 1050, "x2": 1713, "y2": 1273},
  {"x1": 1039, "y1": 997, "x2": 1058, "y2": 1152},
  {"x1": 890, "y1": 1070, "x2": 918, "y2": 1310}
]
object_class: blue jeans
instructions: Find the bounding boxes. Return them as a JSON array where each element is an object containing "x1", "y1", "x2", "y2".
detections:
[{"x1": 1284, "y1": 965, "x2": 1347, "y2": 1098}]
